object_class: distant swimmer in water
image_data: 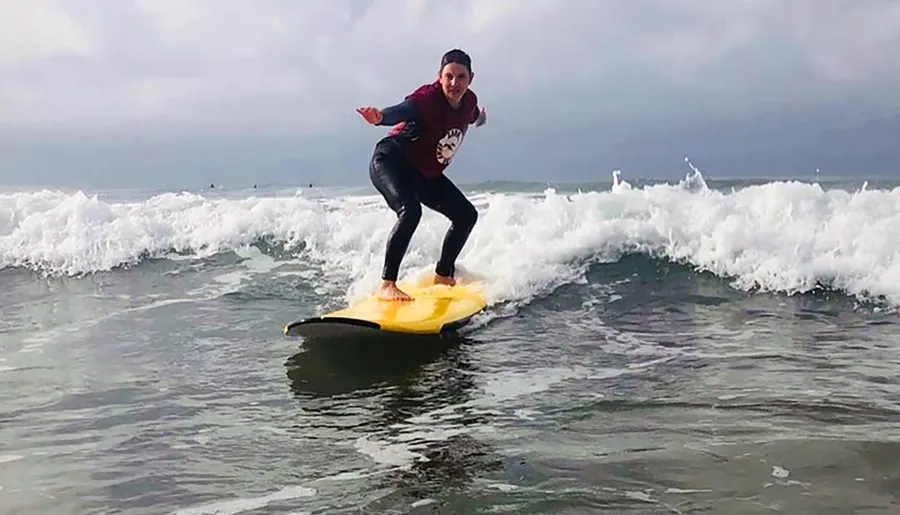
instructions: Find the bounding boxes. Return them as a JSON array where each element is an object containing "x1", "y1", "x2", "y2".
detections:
[{"x1": 356, "y1": 49, "x2": 487, "y2": 301}]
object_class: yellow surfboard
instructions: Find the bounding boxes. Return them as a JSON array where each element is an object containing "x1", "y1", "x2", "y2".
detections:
[{"x1": 284, "y1": 280, "x2": 487, "y2": 339}]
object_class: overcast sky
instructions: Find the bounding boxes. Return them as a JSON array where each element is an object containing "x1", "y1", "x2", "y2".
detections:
[{"x1": 1, "y1": 0, "x2": 899, "y2": 189}]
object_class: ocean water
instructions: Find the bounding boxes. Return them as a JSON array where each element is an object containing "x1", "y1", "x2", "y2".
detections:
[{"x1": 1, "y1": 168, "x2": 899, "y2": 514}]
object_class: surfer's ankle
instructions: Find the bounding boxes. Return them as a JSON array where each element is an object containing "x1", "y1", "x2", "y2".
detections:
[{"x1": 433, "y1": 273, "x2": 456, "y2": 286}]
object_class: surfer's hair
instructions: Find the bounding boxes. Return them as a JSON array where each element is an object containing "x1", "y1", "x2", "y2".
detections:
[{"x1": 440, "y1": 49, "x2": 472, "y2": 74}]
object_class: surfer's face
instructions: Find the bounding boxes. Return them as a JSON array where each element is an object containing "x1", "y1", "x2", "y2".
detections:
[{"x1": 438, "y1": 63, "x2": 472, "y2": 105}]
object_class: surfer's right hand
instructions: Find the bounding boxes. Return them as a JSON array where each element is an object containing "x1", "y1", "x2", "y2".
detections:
[{"x1": 356, "y1": 106, "x2": 383, "y2": 125}]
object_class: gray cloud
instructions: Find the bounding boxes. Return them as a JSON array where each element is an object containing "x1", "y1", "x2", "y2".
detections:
[{"x1": 1, "y1": 0, "x2": 899, "y2": 187}]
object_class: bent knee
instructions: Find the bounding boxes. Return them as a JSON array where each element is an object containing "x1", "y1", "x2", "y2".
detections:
[
  {"x1": 459, "y1": 202, "x2": 478, "y2": 228},
  {"x1": 397, "y1": 201, "x2": 422, "y2": 223}
]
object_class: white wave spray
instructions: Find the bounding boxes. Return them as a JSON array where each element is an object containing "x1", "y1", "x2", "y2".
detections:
[{"x1": 1, "y1": 165, "x2": 896, "y2": 306}]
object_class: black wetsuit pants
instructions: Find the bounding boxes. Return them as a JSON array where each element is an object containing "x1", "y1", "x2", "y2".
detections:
[{"x1": 369, "y1": 137, "x2": 478, "y2": 282}]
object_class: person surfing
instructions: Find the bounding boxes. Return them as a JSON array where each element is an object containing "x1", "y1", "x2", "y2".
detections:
[{"x1": 356, "y1": 49, "x2": 487, "y2": 301}]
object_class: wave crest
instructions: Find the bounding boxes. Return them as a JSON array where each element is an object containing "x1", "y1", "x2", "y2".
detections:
[{"x1": 1, "y1": 167, "x2": 897, "y2": 306}]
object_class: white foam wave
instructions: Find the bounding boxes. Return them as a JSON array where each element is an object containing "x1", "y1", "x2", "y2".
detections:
[
  {"x1": 171, "y1": 485, "x2": 315, "y2": 515},
  {"x1": 2, "y1": 169, "x2": 898, "y2": 306}
]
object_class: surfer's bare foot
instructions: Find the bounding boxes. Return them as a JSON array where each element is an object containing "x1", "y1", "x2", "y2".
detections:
[
  {"x1": 433, "y1": 274, "x2": 456, "y2": 286},
  {"x1": 378, "y1": 281, "x2": 412, "y2": 301}
]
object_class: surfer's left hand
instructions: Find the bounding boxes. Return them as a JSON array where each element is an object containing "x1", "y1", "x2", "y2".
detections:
[{"x1": 474, "y1": 106, "x2": 487, "y2": 127}]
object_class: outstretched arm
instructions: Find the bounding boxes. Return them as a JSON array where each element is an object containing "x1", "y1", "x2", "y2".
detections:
[
  {"x1": 378, "y1": 99, "x2": 416, "y2": 126},
  {"x1": 356, "y1": 99, "x2": 418, "y2": 126}
]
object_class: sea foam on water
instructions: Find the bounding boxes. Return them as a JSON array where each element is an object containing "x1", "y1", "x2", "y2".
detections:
[{"x1": 0, "y1": 168, "x2": 897, "y2": 307}]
